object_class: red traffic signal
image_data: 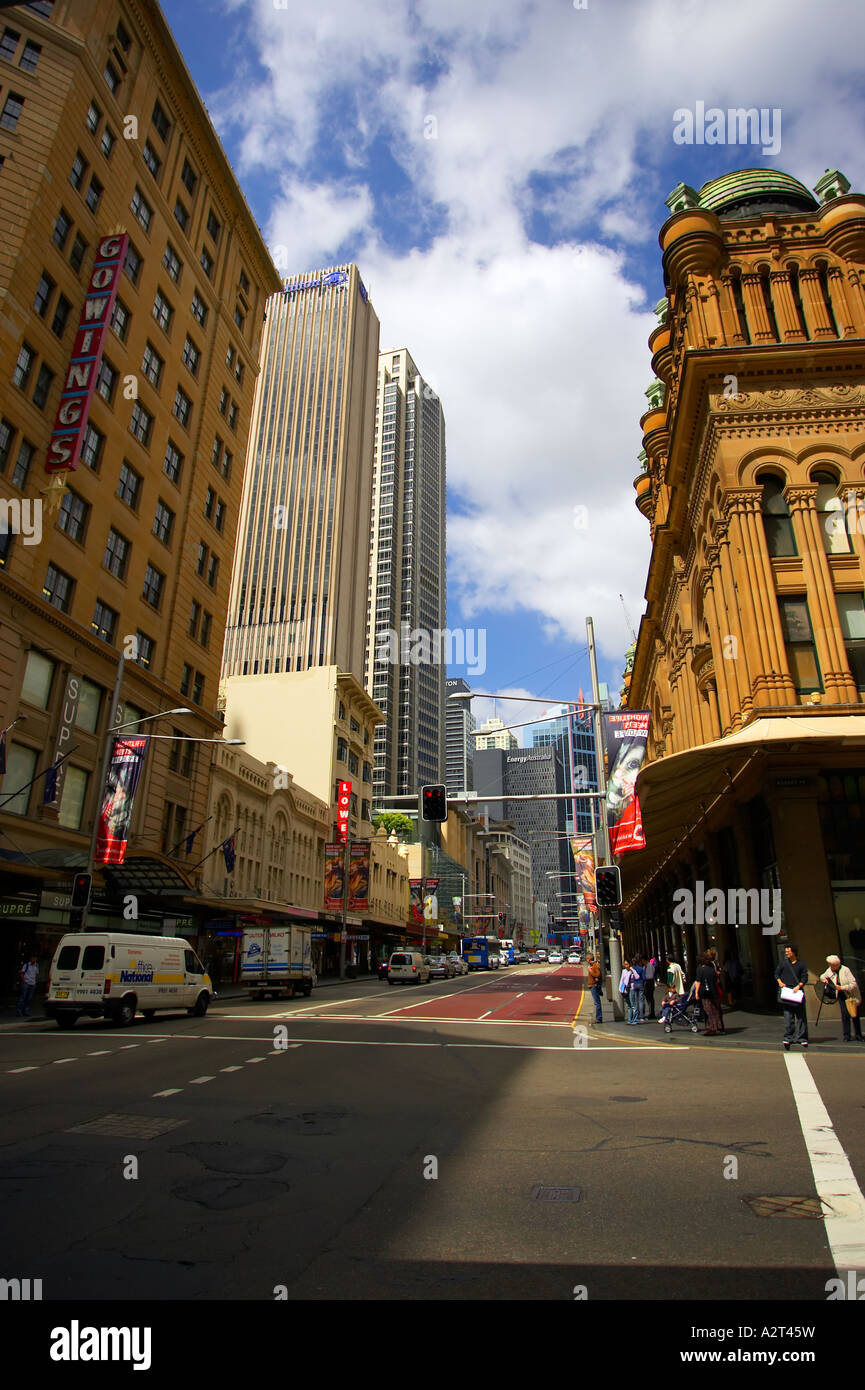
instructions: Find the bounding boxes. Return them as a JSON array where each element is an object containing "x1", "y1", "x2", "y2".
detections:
[
  {"x1": 421, "y1": 784, "x2": 447, "y2": 821},
  {"x1": 70, "y1": 872, "x2": 92, "y2": 910},
  {"x1": 595, "y1": 864, "x2": 622, "y2": 908}
]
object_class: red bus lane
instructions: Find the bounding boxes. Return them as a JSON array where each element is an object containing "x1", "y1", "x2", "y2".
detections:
[{"x1": 385, "y1": 966, "x2": 585, "y2": 1026}]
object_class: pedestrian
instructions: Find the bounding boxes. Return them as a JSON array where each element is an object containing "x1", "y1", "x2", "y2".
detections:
[
  {"x1": 629, "y1": 955, "x2": 646, "y2": 1024},
  {"x1": 586, "y1": 952, "x2": 603, "y2": 1025},
  {"x1": 695, "y1": 952, "x2": 723, "y2": 1035},
  {"x1": 620, "y1": 958, "x2": 635, "y2": 1021},
  {"x1": 666, "y1": 954, "x2": 685, "y2": 997},
  {"x1": 644, "y1": 953, "x2": 657, "y2": 1019},
  {"x1": 722, "y1": 949, "x2": 743, "y2": 1007},
  {"x1": 776, "y1": 944, "x2": 809, "y2": 1050},
  {"x1": 16, "y1": 954, "x2": 38, "y2": 1018},
  {"x1": 819, "y1": 955, "x2": 863, "y2": 1042},
  {"x1": 706, "y1": 948, "x2": 726, "y2": 1033}
]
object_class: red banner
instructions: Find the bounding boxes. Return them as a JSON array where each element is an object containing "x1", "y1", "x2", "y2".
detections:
[
  {"x1": 323, "y1": 843, "x2": 344, "y2": 910},
  {"x1": 336, "y1": 779, "x2": 351, "y2": 843},
  {"x1": 603, "y1": 710, "x2": 650, "y2": 855},
  {"x1": 409, "y1": 879, "x2": 423, "y2": 924},
  {"x1": 95, "y1": 736, "x2": 148, "y2": 865},
  {"x1": 46, "y1": 232, "x2": 129, "y2": 473}
]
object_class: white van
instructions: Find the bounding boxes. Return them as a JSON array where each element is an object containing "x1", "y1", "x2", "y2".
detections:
[
  {"x1": 387, "y1": 950, "x2": 430, "y2": 985},
  {"x1": 45, "y1": 933, "x2": 213, "y2": 1029}
]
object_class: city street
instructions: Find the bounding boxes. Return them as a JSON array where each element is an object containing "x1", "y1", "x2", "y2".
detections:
[{"x1": 2, "y1": 963, "x2": 862, "y2": 1303}]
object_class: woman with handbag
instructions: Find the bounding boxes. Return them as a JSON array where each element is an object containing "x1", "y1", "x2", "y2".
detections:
[
  {"x1": 776, "y1": 944, "x2": 809, "y2": 1050},
  {"x1": 619, "y1": 959, "x2": 636, "y2": 1023},
  {"x1": 696, "y1": 952, "x2": 723, "y2": 1035},
  {"x1": 820, "y1": 955, "x2": 863, "y2": 1042}
]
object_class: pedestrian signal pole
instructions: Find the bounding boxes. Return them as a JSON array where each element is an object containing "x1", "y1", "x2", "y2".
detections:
[{"x1": 588, "y1": 615, "x2": 624, "y2": 1020}]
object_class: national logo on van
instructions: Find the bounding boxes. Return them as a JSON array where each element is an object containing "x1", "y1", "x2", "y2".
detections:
[
  {"x1": 247, "y1": 942, "x2": 262, "y2": 956},
  {"x1": 119, "y1": 959, "x2": 155, "y2": 985}
]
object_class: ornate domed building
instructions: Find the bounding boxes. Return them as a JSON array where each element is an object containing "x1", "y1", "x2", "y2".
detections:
[{"x1": 624, "y1": 167, "x2": 865, "y2": 1007}]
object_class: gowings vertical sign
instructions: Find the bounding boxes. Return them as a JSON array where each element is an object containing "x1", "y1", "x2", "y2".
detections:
[{"x1": 45, "y1": 232, "x2": 129, "y2": 474}]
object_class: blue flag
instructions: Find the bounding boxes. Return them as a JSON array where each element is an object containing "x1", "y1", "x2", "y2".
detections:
[
  {"x1": 222, "y1": 835, "x2": 236, "y2": 873},
  {"x1": 43, "y1": 761, "x2": 59, "y2": 804}
]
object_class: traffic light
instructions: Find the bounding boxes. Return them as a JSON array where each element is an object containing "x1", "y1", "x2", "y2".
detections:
[
  {"x1": 70, "y1": 872, "x2": 92, "y2": 910},
  {"x1": 421, "y1": 784, "x2": 448, "y2": 821},
  {"x1": 595, "y1": 864, "x2": 622, "y2": 908}
]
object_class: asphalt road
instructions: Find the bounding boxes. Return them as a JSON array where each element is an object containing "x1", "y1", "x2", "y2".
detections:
[{"x1": 1, "y1": 963, "x2": 863, "y2": 1301}]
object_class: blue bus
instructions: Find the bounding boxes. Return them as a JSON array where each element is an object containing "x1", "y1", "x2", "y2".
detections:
[{"x1": 461, "y1": 936, "x2": 501, "y2": 971}]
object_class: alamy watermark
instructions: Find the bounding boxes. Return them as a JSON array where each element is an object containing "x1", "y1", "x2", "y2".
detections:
[
  {"x1": 673, "y1": 102, "x2": 781, "y2": 156},
  {"x1": 672, "y1": 881, "x2": 781, "y2": 935},
  {"x1": 0, "y1": 498, "x2": 41, "y2": 545},
  {"x1": 375, "y1": 623, "x2": 486, "y2": 677}
]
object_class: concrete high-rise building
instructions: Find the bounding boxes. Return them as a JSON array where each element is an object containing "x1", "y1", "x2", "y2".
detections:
[
  {"x1": 531, "y1": 704, "x2": 599, "y2": 837},
  {"x1": 476, "y1": 716, "x2": 518, "y2": 750},
  {"x1": 0, "y1": 0, "x2": 280, "y2": 988},
  {"x1": 504, "y1": 746, "x2": 569, "y2": 921},
  {"x1": 445, "y1": 677, "x2": 474, "y2": 794},
  {"x1": 223, "y1": 265, "x2": 380, "y2": 680},
  {"x1": 365, "y1": 348, "x2": 446, "y2": 799}
]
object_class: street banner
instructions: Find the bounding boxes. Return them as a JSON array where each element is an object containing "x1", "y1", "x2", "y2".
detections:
[
  {"x1": 336, "y1": 779, "x2": 351, "y2": 843},
  {"x1": 570, "y1": 835, "x2": 597, "y2": 912},
  {"x1": 46, "y1": 233, "x2": 129, "y2": 474},
  {"x1": 348, "y1": 843, "x2": 370, "y2": 912},
  {"x1": 423, "y1": 878, "x2": 439, "y2": 923},
  {"x1": 324, "y1": 843, "x2": 345, "y2": 910},
  {"x1": 603, "y1": 710, "x2": 651, "y2": 855},
  {"x1": 409, "y1": 879, "x2": 423, "y2": 924},
  {"x1": 95, "y1": 736, "x2": 148, "y2": 865}
]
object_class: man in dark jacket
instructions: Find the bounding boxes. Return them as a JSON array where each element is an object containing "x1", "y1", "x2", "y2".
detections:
[{"x1": 777, "y1": 944, "x2": 809, "y2": 1050}]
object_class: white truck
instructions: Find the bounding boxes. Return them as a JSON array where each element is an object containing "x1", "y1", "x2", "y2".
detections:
[{"x1": 241, "y1": 925, "x2": 315, "y2": 1000}]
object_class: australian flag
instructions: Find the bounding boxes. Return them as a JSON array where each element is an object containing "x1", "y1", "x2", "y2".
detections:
[
  {"x1": 43, "y1": 760, "x2": 59, "y2": 804},
  {"x1": 221, "y1": 835, "x2": 236, "y2": 873},
  {"x1": 185, "y1": 824, "x2": 202, "y2": 855}
]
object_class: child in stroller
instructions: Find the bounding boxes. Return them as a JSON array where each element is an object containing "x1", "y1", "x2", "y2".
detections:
[{"x1": 659, "y1": 982, "x2": 701, "y2": 1034}]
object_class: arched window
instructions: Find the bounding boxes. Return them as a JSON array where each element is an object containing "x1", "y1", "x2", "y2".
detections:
[
  {"x1": 759, "y1": 474, "x2": 796, "y2": 557},
  {"x1": 812, "y1": 469, "x2": 851, "y2": 554}
]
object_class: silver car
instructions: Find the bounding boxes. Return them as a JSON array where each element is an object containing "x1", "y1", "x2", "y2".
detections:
[{"x1": 448, "y1": 953, "x2": 468, "y2": 976}]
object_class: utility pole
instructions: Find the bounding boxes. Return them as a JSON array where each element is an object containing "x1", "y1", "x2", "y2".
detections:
[{"x1": 587, "y1": 616, "x2": 623, "y2": 1020}]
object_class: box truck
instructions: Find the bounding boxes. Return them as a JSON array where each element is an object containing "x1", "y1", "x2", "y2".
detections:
[{"x1": 241, "y1": 925, "x2": 314, "y2": 1000}]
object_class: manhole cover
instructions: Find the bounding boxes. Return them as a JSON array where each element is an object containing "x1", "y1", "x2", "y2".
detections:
[
  {"x1": 609, "y1": 1096, "x2": 647, "y2": 1103},
  {"x1": 743, "y1": 1195, "x2": 824, "y2": 1219},
  {"x1": 531, "y1": 1186, "x2": 581, "y2": 1202},
  {"x1": 68, "y1": 1113, "x2": 188, "y2": 1139}
]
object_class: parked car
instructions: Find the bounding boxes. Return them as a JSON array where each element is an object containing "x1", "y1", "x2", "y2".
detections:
[
  {"x1": 548, "y1": 951, "x2": 564, "y2": 965},
  {"x1": 425, "y1": 955, "x2": 452, "y2": 980},
  {"x1": 513, "y1": 950, "x2": 528, "y2": 964},
  {"x1": 448, "y1": 953, "x2": 468, "y2": 976},
  {"x1": 388, "y1": 951, "x2": 430, "y2": 985},
  {"x1": 535, "y1": 949, "x2": 548, "y2": 962}
]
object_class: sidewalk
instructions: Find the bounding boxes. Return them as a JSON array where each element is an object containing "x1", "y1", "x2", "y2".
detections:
[{"x1": 593, "y1": 996, "x2": 865, "y2": 1053}]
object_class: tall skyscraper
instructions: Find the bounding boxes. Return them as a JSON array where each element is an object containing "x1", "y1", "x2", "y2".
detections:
[
  {"x1": 223, "y1": 265, "x2": 380, "y2": 681},
  {"x1": 445, "y1": 677, "x2": 475, "y2": 794},
  {"x1": 504, "y1": 747, "x2": 569, "y2": 920},
  {"x1": 365, "y1": 348, "x2": 446, "y2": 798},
  {"x1": 531, "y1": 703, "x2": 599, "y2": 836}
]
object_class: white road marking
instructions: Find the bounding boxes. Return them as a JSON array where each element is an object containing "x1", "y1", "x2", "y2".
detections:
[
  {"x1": 479, "y1": 1010, "x2": 494, "y2": 1019},
  {"x1": 119, "y1": 1044, "x2": 139, "y2": 1050},
  {"x1": 152, "y1": 1088, "x2": 182, "y2": 1097},
  {"x1": 147, "y1": 1038, "x2": 168, "y2": 1044},
  {"x1": 189, "y1": 1075, "x2": 214, "y2": 1084},
  {"x1": 7, "y1": 1066, "x2": 37, "y2": 1073},
  {"x1": 245, "y1": 1056, "x2": 267, "y2": 1063},
  {"x1": 88, "y1": 1050, "x2": 112, "y2": 1055},
  {"x1": 220, "y1": 1065, "x2": 243, "y2": 1072},
  {"x1": 52, "y1": 1057, "x2": 76, "y2": 1064},
  {"x1": 784, "y1": 1053, "x2": 865, "y2": 1272}
]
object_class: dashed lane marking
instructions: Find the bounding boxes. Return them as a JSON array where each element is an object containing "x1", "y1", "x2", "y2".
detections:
[
  {"x1": 220, "y1": 1065, "x2": 243, "y2": 1072},
  {"x1": 189, "y1": 1075, "x2": 214, "y2": 1084},
  {"x1": 152, "y1": 1088, "x2": 182, "y2": 1097},
  {"x1": 7, "y1": 1066, "x2": 37, "y2": 1073}
]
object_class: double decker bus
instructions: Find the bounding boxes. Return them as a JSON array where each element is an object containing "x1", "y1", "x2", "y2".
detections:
[{"x1": 461, "y1": 936, "x2": 501, "y2": 971}]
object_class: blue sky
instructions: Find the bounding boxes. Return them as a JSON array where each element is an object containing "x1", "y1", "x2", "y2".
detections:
[{"x1": 162, "y1": 0, "x2": 865, "y2": 739}]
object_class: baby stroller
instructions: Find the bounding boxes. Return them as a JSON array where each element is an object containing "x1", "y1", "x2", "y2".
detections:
[{"x1": 661, "y1": 986, "x2": 702, "y2": 1034}]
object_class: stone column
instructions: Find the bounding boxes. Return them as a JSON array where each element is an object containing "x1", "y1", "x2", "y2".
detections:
[
  {"x1": 769, "y1": 269, "x2": 808, "y2": 342},
  {"x1": 718, "y1": 271, "x2": 747, "y2": 345},
  {"x1": 826, "y1": 263, "x2": 857, "y2": 337},
  {"x1": 724, "y1": 491, "x2": 794, "y2": 707},
  {"x1": 740, "y1": 272, "x2": 776, "y2": 343},
  {"x1": 798, "y1": 267, "x2": 836, "y2": 339},
  {"x1": 784, "y1": 484, "x2": 858, "y2": 704},
  {"x1": 706, "y1": 538, "x2": 747, "y2": 728},
  {"x1": 731, "y1": 809, "x2": 773, "y2": 1007}
]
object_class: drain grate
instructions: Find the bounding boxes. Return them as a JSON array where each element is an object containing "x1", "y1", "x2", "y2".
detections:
[
  {"x1": 531, "y1": 1185, "x2": 581, "y2": 1202},
  {"x1": 743, "y1": 1195, "x2": 823, "y2": 1219},
  {"x1": 67, "y1": 1113, "x2": 188, "y2": 1139}
]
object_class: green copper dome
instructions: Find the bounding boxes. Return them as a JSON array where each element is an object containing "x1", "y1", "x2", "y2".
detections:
[{"x1": 698, "y1": 169, "x2": 818, "y2": 219}]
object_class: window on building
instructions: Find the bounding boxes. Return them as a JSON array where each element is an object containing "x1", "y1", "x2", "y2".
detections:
[
  {"x1": 43, "y1": 562, "x2": 73, "y2": 612},
  {"x1": 104, "y1": 527, "x2": 130, "y2": 580},
  {"x1": 100, "y1": 126, "x2": 114, "y2": 159},
  {"x1": 174, "y1": 198, "x2": 189, "y2": 232},
  {"x1": 214, "y1": 499, "x2": 225, "y2": 532},
  {"x1": 228, "y1": 400, "x2": 238, "y2": 431},
  {"x1": 21, "y1": 649, "x2": 54, "y2": 707},
  {"x1": 86, "y1": 99, "x2": 101, "y2": 132},
  {"x1": 57, "y1": 765, "x2": 87, "y2": 830},
  {"x1": 838, "y1": 593, "x2": 865, "y2": 691},
  {"x1": 18, "y1": 39, "x2": 41, "y2": 72},
  {"x1": 103, "y1": 60, "x2": 120, "y2": 94},
  {"x1": 13, "y1": 341, "x2": 35, "y2": 390},
  {"x1": 33, "y1": 270, "x2": 55, "y2": 317},
  {"x1": 2, "y1": 743, "x2": 36, "y2": 816},
  {"x1": 239, "y1": 270, "x2": 250, "y2": 294},
  {"x1": 173, "y1": 385, "x2": 191, "y2": 427},
  {"x1": 96, "y1": 358, "x2": 118, "y2": 404},
  {"x1": 0, "y1": 28, "x2": 19, "y2": 62},
  {"x1": 116, "y1": 460, "x2": 141, "y2": 509},
  {"x1": 218, "y1": 386, "x2": 228, "y2": 415},
  {"x1": 206, "y1": 209, "x2": 220, "y2": 241},
  {"x1": 813, "y1": 470, "x2": 852, "y2": 555},
  {"x1": 153, "y1": 499, "x2": 174, "y2": 545},
  {"x1": 336, "y1": 737, "x2": 347, "y2": 762},
  {"x1": 204, "y1": 486, "x2": 215, "y2": 520},
  {"x1": 57, "y1": 488, "x2": 88, "y2": 543},
  {"x1": 163, "y1": 242, "x2": 181, "y2": 282},
  {"x1": 151, "y1": 98, "x2": 170, "y2": 140},
  {"x1": 128, "y1": 401, "x2": 152, "y2": 447},
  {"x1": 181, "y1": 336, "x2": 200, "y2": 376},
  {"x1": 200, "y1": 611, "x2": 211, "y2": 649},
  {"x1": 32, "y1": 362, "x2": 53, "y2": 409},
  {"x1": 81, "y1": 423, "x2": 104, "y2": 471},
  {"x1": 0, "y1": 92, "x2": 24, "y2": 130},
  {"x1": 191, "y1": 289, "x2": 208, "y2": 327},
  {"x1": 233, "y1": 306, "x2": 245, "y2": 333},
  {"x1": 221, "y1": 450, "x2": 232, "y2": 482},
  {"x1": 196, "y1": 540, "x2": 208, "y2": 576},
  {"x1": 206, "y1": 553, "x2": 219, "y2": 588},
  {"x1": 84, "y1": 174, "x2": 103, "y2": 213},
  {"x1": 133, "y1": 631, "x2": 154, "y2": 669},
  {"x1": 123, "y1": 240, "x2": 142, "y2": 285},
  {"x1": 210, "y1": 437, "x2": 222, "y2": 467},
  {"x1": 141, "y1": 341, "x2": 163, "y2": 387},
  {"x1": 131, "y1": 185, "x2": 152, "y2": 231},
  {"x1": 69, "y1": 232, "x2": 87, "y2": 272},
  {"x1": 152, "y1": 288, "x2": 172, "y2": 332},
  {"x1": 109, "y1": 296, "x2": 130, "y2": 341},
  {"x1": 200, "y1": 246, "x2": 214, "y2": 278},
  {"x1": 188, "y1": 599, "x2": 200, "y2": 638},
  {"x1": 163, "y1": 439, "x2": 183, "y2": 484},
  {"x1": 91, "y1": 599, "x2": 117, "y2": 643},
  {"x1": 0, "y1": 417, "x2": 15, "y2": 472},
  {"x1": 180, "y1": 663, "x2": 192, "y2": 697},
  {"x1": 192, "y1": 670, "x2": 204, "y2": 704},
  {"x1": 180, "y1": 158, "x2": 197, "y2": 195},
  {"x1": 115, "y1": 18, "x2": 131, "y2": 51},
  {"x1": 779, "y1": 596, "x2": 821, "y2": 694},
  {"x1": 142, "y1": 139, "x2": 161, "y2": 179},
  {"x1": 69, "y1": 149, "x2": 87, "y2": 189},
  {"x1": 74, "y1": 678, "x2": 101, "y2": 733},
  {"x1": 760, "y1": 474, "x2": 797, "y2": 558},
  {"x1": 142, "y1": 563, "x2": 164, "y2": 609},
  {"x1": 12, "y1": 438, "x2": 32, "y2": 489},
  {"x1": 53, "y1": 207, "x2": 71, "y2": 249}
]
